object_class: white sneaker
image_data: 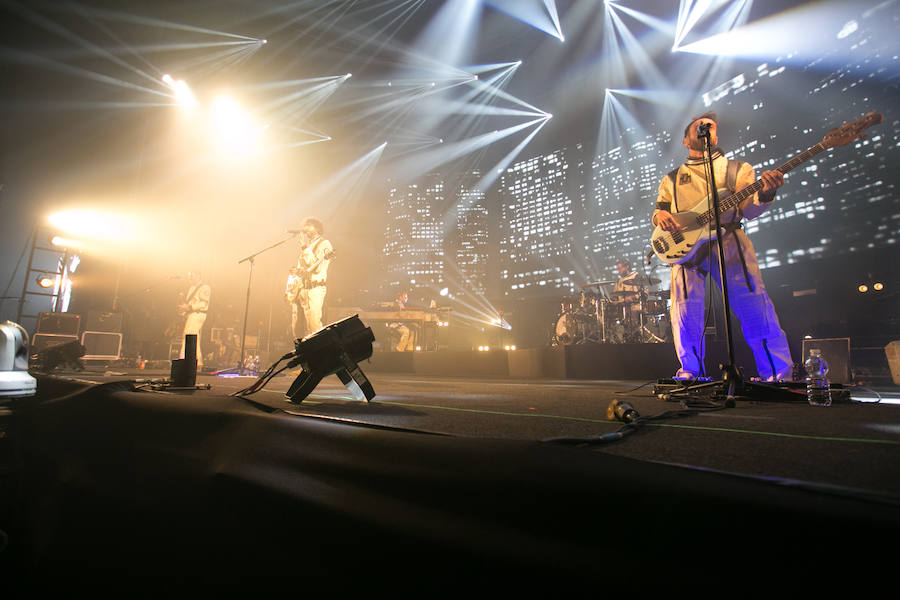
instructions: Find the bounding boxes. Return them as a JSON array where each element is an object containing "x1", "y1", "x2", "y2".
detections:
[{"x1": 674, "y1": 369, "x2": 697, "y2": 380}]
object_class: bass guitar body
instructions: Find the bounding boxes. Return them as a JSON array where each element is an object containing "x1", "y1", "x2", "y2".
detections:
[{"x1": 650, "y1": 189, "x2": 738, "y2": 266}]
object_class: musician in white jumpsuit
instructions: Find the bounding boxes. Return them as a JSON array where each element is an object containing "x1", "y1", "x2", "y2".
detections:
[
  {"x1": 652, "y1": 112, "x2": 793, "y2": 381},
  {"x1": 178, "y1": 271, "x2": 211, "y2": 367},
  {"x1": 297, "y1": 218, "x2": 333, "y2": 334}
]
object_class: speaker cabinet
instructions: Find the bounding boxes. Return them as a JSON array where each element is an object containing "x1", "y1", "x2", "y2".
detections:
[
  {"x1": 36, "y1": 312, "x2": 80, "y2": 336},
  {"x1": 81, "y1": 331, "x2": 122, "y2": 360},
  {"x1": 886, "y1": 341, "x2": 900, "y2": 386},
  {"x1": 802, "y1": 337, "x2": 850, "y2": 384},
  {"x1": 85, "y1": 311, "x2": 123, "y2": 333}
]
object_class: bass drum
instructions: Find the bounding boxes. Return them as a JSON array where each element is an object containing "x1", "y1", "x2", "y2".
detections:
[{"x1": 554, "y1": 311, "x2": 594, "y2": 345}]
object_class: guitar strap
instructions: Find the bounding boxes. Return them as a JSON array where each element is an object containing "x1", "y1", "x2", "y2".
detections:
[
  {"x1": 667, "y1": 158, "x2": 741, "y2": 212},
  {"x1": 183, "y1": 283, "x2": 205, "y2": 313},
  {"x1": 308, "y1": 238, "x2": 325, "y2": 276}
]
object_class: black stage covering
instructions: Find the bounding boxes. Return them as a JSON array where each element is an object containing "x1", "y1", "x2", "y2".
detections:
[{"x1": 3, "y1": 373, "x2": 900, "y2": 589}]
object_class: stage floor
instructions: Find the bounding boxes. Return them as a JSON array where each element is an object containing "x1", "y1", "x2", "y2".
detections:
[
  {"x1": 71, "y1": 369, "x2": 900, "y2": 497},
  {"x1": 6, "y1": 368, "x2": 900, "y2": 585}
]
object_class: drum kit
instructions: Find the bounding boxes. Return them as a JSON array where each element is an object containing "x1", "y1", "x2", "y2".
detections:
[{"x1": 552, "y1": 275, "x2": 671, "y2": 345}]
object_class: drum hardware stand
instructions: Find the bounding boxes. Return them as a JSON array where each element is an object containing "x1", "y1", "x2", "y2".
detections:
[{"x1": 665, "y1": 124, "x2": 764, "y2": 405}]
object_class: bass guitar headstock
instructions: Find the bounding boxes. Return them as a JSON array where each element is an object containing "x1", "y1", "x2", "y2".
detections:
[{"x1": 822, "y1": 111, "x2": 883, "y2": 148}]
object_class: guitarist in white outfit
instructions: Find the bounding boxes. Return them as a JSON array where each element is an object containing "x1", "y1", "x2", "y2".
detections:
[
  {"x1": 177, "y1": 271, "x2": 211, "y2": 367},
  {"x1": 652, "y1": 112, "x2": 793, "y2": 381},
  {"x1": 295, "y1": 217, "x2": 333, "y2": 335}
]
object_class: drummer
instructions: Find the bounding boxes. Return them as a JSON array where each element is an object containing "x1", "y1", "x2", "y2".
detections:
[{"x1": 613, "y1": 258, "x2": 642, "y2": 309}]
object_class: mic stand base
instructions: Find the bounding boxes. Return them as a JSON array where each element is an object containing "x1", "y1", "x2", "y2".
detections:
[
  {"x1": 656, "y1": 366, "x2": 807, "y2": 405},
  {"x1": 212, "y1": 366, "x2": 259, "y2": 377}
]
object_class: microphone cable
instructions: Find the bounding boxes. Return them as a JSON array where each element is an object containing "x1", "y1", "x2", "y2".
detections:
[
  {"x1": 540, "y1": 400, "x2": 730, "y2": 447},
  {"x1": 230, "y1": 351, "x2": 296, "y2": 397}
]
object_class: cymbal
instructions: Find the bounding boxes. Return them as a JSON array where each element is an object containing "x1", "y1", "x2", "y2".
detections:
[
  {"x1": 607, "y1": 290, "x2": 637, "y2": 299},
  {"x1": 626, "y1": 275, "x2": 661, "y2": 286},
  {"x1": 581, "y1": 280, "x2": 615, "y2": 288}
]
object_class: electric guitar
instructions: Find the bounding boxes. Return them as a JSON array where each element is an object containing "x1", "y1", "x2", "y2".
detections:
[
  {"x1": 650, "y1": 111, "x2": 883, "y2": 265},
  {"x1": 284, "y1": 249, "x2": 336, "y2": 302}
]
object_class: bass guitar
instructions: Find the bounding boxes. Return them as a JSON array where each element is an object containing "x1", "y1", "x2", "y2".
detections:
[{"x1": 649, "y1": 111, "x2": 883, "y2": 265}]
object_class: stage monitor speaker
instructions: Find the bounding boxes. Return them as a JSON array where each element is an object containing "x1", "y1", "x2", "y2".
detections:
[
  {"x1": 32, "y1": 333, "x2": 79, "y2": 354},
  {"x1": 30, "y1": 335, "x2": 84, "y2": 371},
  {"x1": 85, "y1": 311, "x2": 123, "y2": 333},
  {"x1": 81, "y1": 331, "x2": 122, "y2": 360},
  {"x1": 802, "y1": 337, "x2": 850, "y2": 384},
  {"x1": 36, "y1": 312, "x2": 80, "y2": 336},
  {"x1": 885, "y1": 341, "x2": 900, "y2": 386}
]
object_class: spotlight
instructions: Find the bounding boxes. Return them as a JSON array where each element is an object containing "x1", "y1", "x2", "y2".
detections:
[
  {"x1": 858, "y1": 284, "x2": 869, "y2": 293},
  {"x1": 415, "y1": 346, "x2": 422, "y2": 352},
  {"x1": 284, "y1": 315, "x2": 375, "y2": 404},
  {"x1": 162, "y1": 74, "x2": 197, "y2": 107},
  {"x1": 874, "y1": 282, "x2": 884, "y2": 291},
  {"x1": 50, "y1": 236, "x2": 84, "y2": 249},
  {"x1": 36, "y1": 275, "x2": 56, "y2": 289},
  {"x1": 439, "y1": 287, "x2": 449, "y2": 296}
]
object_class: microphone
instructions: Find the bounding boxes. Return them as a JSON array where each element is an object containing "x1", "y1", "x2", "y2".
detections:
[
  {"x1": 697, "y1": 122, "x2": 712, "y2": 136},
  {"x1": 287, "y1": 229, "x2": 303, "y2": 234},
  {"x1": 169, "y1": 275, "x2": 181, "y2": 280}
]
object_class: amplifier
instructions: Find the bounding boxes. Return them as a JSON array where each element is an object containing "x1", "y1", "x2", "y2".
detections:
[
  {"x1": 81, "y1": 331, "x2": 122, "y2": 360},
  {"x1": 36, "y1": 312, "x2": 80, "y2": 336},
  {"x1": 84, "y1": 311, "x2": 123, "y2": 333},
  {"x1": 802, "y1": 337, "x2": 851, "y2": 384}
]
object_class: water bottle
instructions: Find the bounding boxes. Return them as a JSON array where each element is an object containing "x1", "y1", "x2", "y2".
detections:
[{"x1": 804, "y1": 349, "x2": 831, "y2": 406}]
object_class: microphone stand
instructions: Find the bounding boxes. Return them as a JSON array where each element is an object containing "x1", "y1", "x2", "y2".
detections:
[{"x1": 220, "y1": 233, "x2": 298, "y2": 376}]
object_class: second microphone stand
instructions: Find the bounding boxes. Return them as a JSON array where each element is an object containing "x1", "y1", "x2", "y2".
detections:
[{"x1": 220, "y1": 233, "x2": 298, "y2": 376}]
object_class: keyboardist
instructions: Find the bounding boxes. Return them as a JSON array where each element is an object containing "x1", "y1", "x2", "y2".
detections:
[{"x1": 388, "y1": 291, "x2": 415, "y2": 351}]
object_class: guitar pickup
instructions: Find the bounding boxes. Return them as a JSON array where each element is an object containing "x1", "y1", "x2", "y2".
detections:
[{"x1": 671, "y1": 230, "x2": 685, "y2": 243}]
